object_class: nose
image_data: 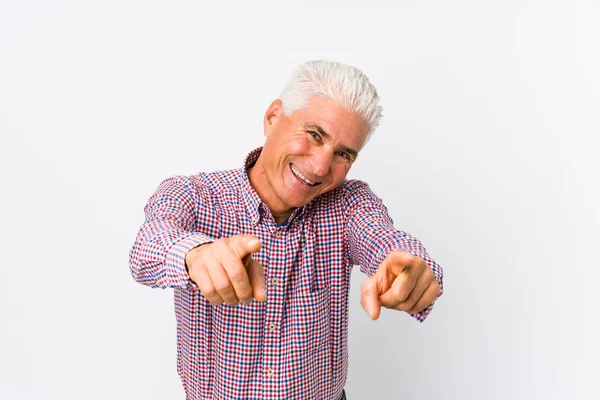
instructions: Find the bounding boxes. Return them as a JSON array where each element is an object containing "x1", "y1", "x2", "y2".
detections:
[{"x1": 310, "y1": 149, "x2": 332, "y2": 177}]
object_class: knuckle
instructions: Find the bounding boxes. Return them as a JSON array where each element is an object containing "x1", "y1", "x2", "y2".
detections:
[
  {"x1": 408, "y1": 305, "x2": 422, "y2": 315},
  {"x1": 237, "y1": 290, "x2": 252, "y2": 302},
  {"x1": 222, "y1": 294, "x2": 240, "y2": 306},
  {"x1": 212, "y1": 239, "x2": 228, "y2": 253},
  {"x1": 209, "y1": 298, "x2": 223, "y2": 306},
  {"x1": 228, "y1": 267, "x2": 246, "y2": 281},
  {"x1": 202, "y1": 286, "x2": 217, "y2": 298},
  {"x1": 422, "y1": 266, "x2": 433, "y2": 278},
  {"x1": 392, "y1": 287, "x2": 409, "y2": 303},
  {"x1": 214, "y1": 281, "x2": 232, "y2": 292},
  {"x1": 200, "y1": 287, "x2": 222, "y2": 305},
  {"x1": 222, "y1": 236, "x2": 235, "y2": 248}
]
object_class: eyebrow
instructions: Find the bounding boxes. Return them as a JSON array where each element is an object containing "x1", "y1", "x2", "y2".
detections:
[{"x1": 301, "y1": 122, "x2": 359, "y2": 160}]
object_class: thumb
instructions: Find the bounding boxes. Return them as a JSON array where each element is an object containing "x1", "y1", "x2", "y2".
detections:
[
  {"x1": 361, "y1": 275, "x2": 381, "y2": 320},
  {"x1": 247, "y1": 258, "x2": 266, "y2": 302}
]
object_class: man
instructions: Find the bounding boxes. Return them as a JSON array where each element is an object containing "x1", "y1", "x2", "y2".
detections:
[{"x1": 129, "y1": 60, "x2": 444, "y2": 400}]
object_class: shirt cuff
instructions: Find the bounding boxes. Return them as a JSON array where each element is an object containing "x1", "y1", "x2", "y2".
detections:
[{"x1": 164, "y1": 233, "x2": 213, "y2": 290}]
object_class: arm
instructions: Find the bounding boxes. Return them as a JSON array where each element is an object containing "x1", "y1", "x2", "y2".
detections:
[
  {"x1": 128, "y1": 175, "x2": 214, "y2": 289},
  {"x1": 343, "y1": 180, "x2": 444, "y2": 322}
]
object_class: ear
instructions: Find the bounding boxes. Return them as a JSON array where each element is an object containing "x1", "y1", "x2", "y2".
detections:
[{"x1": 263, "y1": 99, "x2": 284, "y2": 137}]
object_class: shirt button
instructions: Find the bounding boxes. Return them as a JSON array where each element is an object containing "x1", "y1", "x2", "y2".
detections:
[
  {"x1": 268, "y1": 323, "x2": 276, "y2": 331},
  {"x1": 266, "y1": 368, "x2": 274, "y2": 377},
  {"x1": 271, "y1": 277, "x2": 279, "y2": 287},
  {"x1": 274, "y1": 231, "x2": 281, "y2": 238}
]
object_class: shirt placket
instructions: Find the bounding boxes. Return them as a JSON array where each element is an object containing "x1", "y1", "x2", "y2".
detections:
[{"x1": 262, "y1": 224, "x2": 288, "y2": 399}]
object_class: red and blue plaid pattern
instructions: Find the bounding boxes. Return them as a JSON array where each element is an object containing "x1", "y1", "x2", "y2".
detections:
[{"x1": 129, "y1": 147, "x2": 443, "y2": 400}]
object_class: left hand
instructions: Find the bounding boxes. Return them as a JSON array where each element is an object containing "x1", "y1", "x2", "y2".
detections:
[{"x1": 360, "y1": 249, "x2": 441, "y2": 320}]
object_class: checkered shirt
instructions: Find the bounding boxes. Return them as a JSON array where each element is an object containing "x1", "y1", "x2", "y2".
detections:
[{"x1": 129, "y1": 147, "x2": 444, "y2": 400}]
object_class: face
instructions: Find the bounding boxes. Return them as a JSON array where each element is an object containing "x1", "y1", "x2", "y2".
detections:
[{"x1": 250, "y1": 96, "x2": 369, "y2": 217}]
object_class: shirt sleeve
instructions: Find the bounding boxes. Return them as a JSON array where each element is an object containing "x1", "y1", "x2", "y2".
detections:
[
  {"x1": 343, "y1": 180, "x2": 444, "y2": 322},
  {"x1": 129, "y1": 175, "x2": 215, "y2": 290}
]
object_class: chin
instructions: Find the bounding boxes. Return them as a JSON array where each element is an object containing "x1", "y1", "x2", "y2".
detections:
[
  {"x1": 283, "y1": 191, "x2": 314, "y2": 208},
  {"x1": 287, "y1": 197, "x2": 312, "y2": 208}
]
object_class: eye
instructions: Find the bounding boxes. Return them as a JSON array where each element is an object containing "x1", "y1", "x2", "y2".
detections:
[
  {"x1": 336, "y1": 151, "x2": 350, "y2": 160},
  {"x1": 308, "y1": 130, "x2": 321, "y2": 141}
]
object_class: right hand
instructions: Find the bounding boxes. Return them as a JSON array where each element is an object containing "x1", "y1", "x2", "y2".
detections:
[{"x1": 185, "y1": 234, "x2": 266, "y2": 306}]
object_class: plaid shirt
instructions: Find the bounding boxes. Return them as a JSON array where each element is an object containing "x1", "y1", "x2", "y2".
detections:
[{"x1": 129, "y1": 147, "x2": 443, "y2": 400}]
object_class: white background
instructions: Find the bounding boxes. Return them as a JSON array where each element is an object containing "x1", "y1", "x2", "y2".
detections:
[{"x1": 1, "y1": 1, "x2": 599, "y2": 399}]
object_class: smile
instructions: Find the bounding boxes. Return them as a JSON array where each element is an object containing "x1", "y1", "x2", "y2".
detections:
[{"x1": 290, "y1": 164, "x2": 319, "y2": 186}]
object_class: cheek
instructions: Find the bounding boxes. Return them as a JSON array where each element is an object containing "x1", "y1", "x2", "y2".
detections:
[
  {"x1": 277, "y1": 138, "x2": 310, "y2": 163},
  {"x1": 330, "y1": 163, "x2": 350, "y2": 183},
  {"x1": 288, "y1": 136, "x2": 310, "y2": 153}
]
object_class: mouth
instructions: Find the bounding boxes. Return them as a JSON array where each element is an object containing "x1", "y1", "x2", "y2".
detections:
[{"x1": 290, "y1": 164, "x2": 321, "y2": 187}]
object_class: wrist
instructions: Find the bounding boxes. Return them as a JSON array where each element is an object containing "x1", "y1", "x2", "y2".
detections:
[{"x1": 185, "y1": 243, "x2": 208, "y2": 272}]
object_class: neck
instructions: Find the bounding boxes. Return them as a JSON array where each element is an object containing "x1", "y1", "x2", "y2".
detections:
[{"x1": 247, "y1": 158, "x2": 294, "y2": 224}]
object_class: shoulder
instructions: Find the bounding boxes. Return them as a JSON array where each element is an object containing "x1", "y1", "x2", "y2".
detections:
[
  {"x1": 337, "y1": 179, "x2": 372, "y2": 195},
  {"x1": 193, "y1": 168, "x2": 242, "y2": 194},
  {"x1": 333, "y1": 179, "x2": 379, "y2": 202},
  {"x1": 312, "y1": 179, "x2": 381, "y2": 213},
  {"x1": 153, "y1": 168, "x2": 242, "y2": 202}
]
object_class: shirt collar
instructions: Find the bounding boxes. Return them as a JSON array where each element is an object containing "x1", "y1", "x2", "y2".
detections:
[
  {"x1": 239, "y1": 147, "x2": 308, "y2": 227},
  {"x1": 240, "y1": 147, "x2": 263, "y2": 226}
]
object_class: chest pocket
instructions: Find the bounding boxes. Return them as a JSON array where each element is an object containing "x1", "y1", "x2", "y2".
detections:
[{"x1": 286, "y1": 286, "x2": 331, "y2": 353}]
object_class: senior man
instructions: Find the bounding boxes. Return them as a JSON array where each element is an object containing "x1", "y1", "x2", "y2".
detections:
[{"x1": 129, "y1": 60, "x2": 444, "y2": 400}]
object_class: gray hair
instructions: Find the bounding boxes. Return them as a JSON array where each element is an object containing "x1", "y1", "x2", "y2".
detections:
[{"x1": 279, "y1": 60, "x2": 383, "y2": 137}]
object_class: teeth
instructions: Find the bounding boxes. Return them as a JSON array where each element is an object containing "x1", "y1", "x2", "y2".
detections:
[{"x1": 291, "y1": 165, "x2": 316, "y2": 185}]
